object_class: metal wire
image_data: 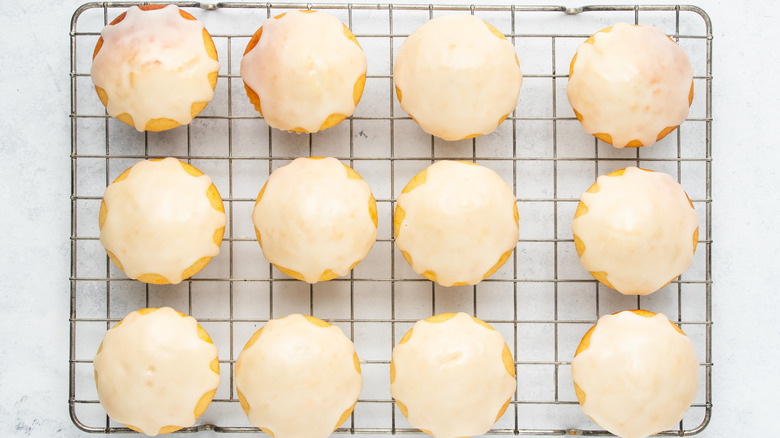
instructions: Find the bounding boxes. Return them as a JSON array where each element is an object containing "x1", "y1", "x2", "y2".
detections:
[{"x1": 69, "y1": 2, "x2": 713, "y2": 435}]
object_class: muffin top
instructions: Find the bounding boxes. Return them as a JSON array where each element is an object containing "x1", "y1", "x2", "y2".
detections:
[
  {"x1": 571, "y1": 167, "x2": 698, "y2": 295},
  {"x1": 395, "y1": 160, "x2": 518, "y2": 286},
  {"x1": 100, "y1": 157, "x2": 226, "y2": 284},
  {"x1": 567, "y1": 23, "x2": 693, "y2": 147},
  {"x1": 235, "y1": 314, "x2": 362, "y2": 438},
  {"x1": 240, "y1": 10, "x2": 367, "y2": 133},
  {"x1": 391, "y1": 313, "x2": 516, "y2": 438},
  {"x1": 252, "y1": 157, "x2": 377, "y2": 283},
  {"x1": 91, "y1": 5, "x2": 219, "y2": 131},
  {"x1": 93, "y1": 307, "x2": 220, "y2": 436},
  {"x1": 572, "y1": 311, "x2": 699, "y2": 438},
  {"x1": 393, "y1": 14, "x2": 522, "y2": 141}
]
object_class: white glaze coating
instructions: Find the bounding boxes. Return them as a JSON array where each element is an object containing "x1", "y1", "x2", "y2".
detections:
[
  {"x1": 240, "y1": 10, "x2": 367, "y2": 133},
  {"x1": 393, "y1": 14, "x2": 522, "y2": 141},
  {"x1": 235, "y1": 314, "x2": 362, "y2": 438},
  {"x1": 571, "y1": 167, "x2": 698, "y2": 295},
  {"x1": 93, "y1": 307, "x2": 220, "y2": 436},
  {"x1": 252, "y1": 157, "x2": 377, "y2": 283},
  {"x1": 571, "y1": 311, "x2": 699, "y2": 438},
  {"x1": 566, "y1": 22, "x2": 693, "y2": 148},
  {"x1": 391, "y1": 313, "x2": 516, "y2": 438},
  {"x1": 90, "y1": 5, "x2": 220, "y2": 132},
  {"x1": 395, "y1": 161, "x2": 518, "y2": 286},
  {"x1": 100, "y1": 157, "x2": 226, "y2": 284}
]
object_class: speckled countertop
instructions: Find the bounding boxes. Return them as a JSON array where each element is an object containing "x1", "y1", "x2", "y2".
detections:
[{"x1": 0, "y1": 0, "x2": 777, "y2": 437}]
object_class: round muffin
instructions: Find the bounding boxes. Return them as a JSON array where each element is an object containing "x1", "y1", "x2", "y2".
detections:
[
  {"x1": 571, "y1": 167, "x2": 699, "y2": 295},
  {"x1": 235, "y1": 314, "x2": 362, "y2": 438},
  {"x1": 393, "y1": 14, "x2": 522, "y2": 141},
  {"x1": 566, "y1": 22, "x2": 693, "y2": 148},
  {"x1": 252, "y1": 157, "x2": 377, "y2": 283},
  {"x1": 394, "y1": 160, "x2": 518, "y2": 286},
  {"x1": 90, "y1": 5, "x2": 220, "y2": 132},
  {"x1": 93, "y1": 307, "x2": 220, "y2": 435},
  {"x1": 390, "y1": 312, "x2": 516, "y2": 438},
  {"x1": 99, "y1": 157, "x2": 226, "y2": 285},
  {"x1": 571, "y1": 310, "x2": 699, "y2": 438},
  {"x1": 240, "y1": 10, "x2": 367, "y2": 133}
]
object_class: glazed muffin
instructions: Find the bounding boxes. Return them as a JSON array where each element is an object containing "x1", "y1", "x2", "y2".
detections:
[
  {"x1": 390, "y1": 313, "x2": 516, "y2": 438},
  {"x1": 235, "y1": 314, "x2": 362, "y2": 438},
  {"x1": 571, "y1": 167, "x2": 699, "y2": 295},
  {"x1": 90, "y1": 5, "x2": 220, "y2": 132},
  {"x1": 566, "y1": 22, "x2": 693, "y2": 148},
  {"x1": 240, "y1": 10, "x2": 367, "y2": 133},
  {"x1": 252, "y1": 157, "x2": 377, "y2": 283},
  {"x1": 93, "y1": 307, "x2": 220, "y2": 436},
  {"x1": 393, "y1": 14, "x2": 522, "y2": 141},
  {"x1": 394, "y1": 160, "x2": 518, "y2": 286},
  {"x1": 571, "y1": 310, "x2": 699, "y2": 438},
  {"x1": 99, "y1": 157, "x2": 226, "y2": 285}
]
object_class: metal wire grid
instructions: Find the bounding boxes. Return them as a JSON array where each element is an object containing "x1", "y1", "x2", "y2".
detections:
[{"x1": 69, "y1": 2, "x2": 713, "y2": 435}]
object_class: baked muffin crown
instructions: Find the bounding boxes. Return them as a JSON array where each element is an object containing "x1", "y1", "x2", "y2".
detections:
[
  {"x1": 390, "y1": 312, "x2": 516, "y2": 438},
  {"x1": 240, "y1": 10, "x2": 367, "y2": 133},
  {"x1": 395, "y1": 160, "x2": 519, "y2": 286},
  {"x1": 90, "y1": 5, "x2": 220, "y2": 132},
  {"x1": 235, "y1": 314, "x2": 362, "y2": 438},
  {"x1": 571, "y1": 310, "x2": 699, "y2": 438},
  {"x1": 252, "y1": 157, "x2": 377, "y2": 283},
  {"x1": 93, "y1": 307, "x2": 220, "y2": 436},
  {"x1": 571, "y1": 167, "x2": 698, "y2": 295},
  {"x1": 566, "y1": 23, "x2": 693, "y2": 148},
  {"x1": 99, "y1": 157, "x2": 226, "y2": 284},
  {"x1": 393, "y1": 14, "x2": 522, "y2": 141}
]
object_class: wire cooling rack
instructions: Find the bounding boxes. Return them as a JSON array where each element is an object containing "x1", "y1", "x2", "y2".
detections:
[{"x1": 69, "y1": 2, "x2": 712, "y2": 435}]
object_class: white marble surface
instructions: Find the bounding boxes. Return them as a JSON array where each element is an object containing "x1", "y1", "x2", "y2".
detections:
[{"x1": 0, "y1": 0, "x2": 777, "y2": 436}]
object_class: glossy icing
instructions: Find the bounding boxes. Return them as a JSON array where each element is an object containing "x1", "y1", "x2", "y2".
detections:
[
  {"x1": 91, "y1": 5, "x2": 220, "y2": 131},
  {"x1": 395, "y1": 160, "x2": 518, "y2": 286},
  {"x1": 100, "y1": 157, "x2": 226, "y2": 284},
  {"x1": 390, "y1": 313, "x2": 516, "y2": 438},
  {"x1": 235, "y1": 314, "x2": 362, "y2": 438},
  {"x1": 93, "y1": 307, "x2": 220, "y2": 436},
  {"x1": 567, "y1": 23, "x2": 693, "y2": 147},
  {"x1": 571, "y1": 311, "x2": 699, "y2": 438},
  {"x1": 240, "y1": 10, "x2": 367, "y2": 133},
  {"x1": 393, "y1": 14, "x2": 522, "y2": 141},
  {"x1": 571, "y1": 167, "x2": 698, "y2": 295},
  {"x1": 252, "y1": 157, "x2": 377, "y2": 283}
]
